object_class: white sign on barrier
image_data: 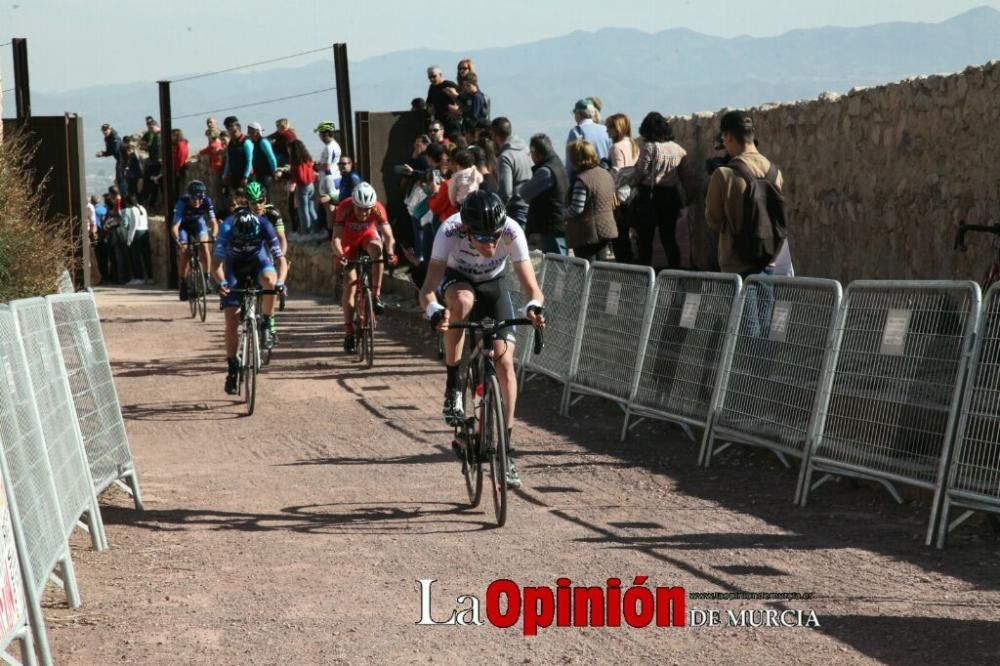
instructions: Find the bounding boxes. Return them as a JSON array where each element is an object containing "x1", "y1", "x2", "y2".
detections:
[
  {"x1": 606, "y1": 282, "x2": 622, "y2": 316},
  {"x1": 881, "y1": 308, "x2": 912, "y2": 356},
  {"x1": 554, "y1": 272, "x2": 566, "y2": 300},
  {"x1": 769, "y1": 302, "x2": 792, "y2": 342},
  {"x1": 1, "y1": 360, "x2": 15, "y2": 399},
  {"x1": 679, "y1": 294, "x2": 701, "y2": 329},
  {"x1": 0, "y1": 477, "x2": 24, "y2": 641}
]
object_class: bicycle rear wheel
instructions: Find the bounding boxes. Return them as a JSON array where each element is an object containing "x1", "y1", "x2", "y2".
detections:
[
  {"x1": 236, "y1": 324, "x2": 246, "y2": 396},
  {"x1": 482, "y1": 373, "x2": 509, "y2": 527},
  {"x1": 195, "y1": 270, "x2": 208, "y2": 322},
  {"x1": 460, "y1": 365, "x2": 483, "y2": 507},
  {"x1": 245, "y1": 320, "x2": 258, "y2": 415}
]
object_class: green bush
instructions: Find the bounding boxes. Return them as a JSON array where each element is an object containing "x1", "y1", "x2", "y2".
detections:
[{"x1": 0, "y1": 131, "x2": 74, "y2": 301}]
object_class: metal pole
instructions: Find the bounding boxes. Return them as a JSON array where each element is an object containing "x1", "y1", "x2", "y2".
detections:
[
  {"x1": 333, "y1": 43, "x2": 355, "y2": 161},
  {"x1": 12, "y1": 38, "x2": 30, "y2": 121},
  {"x1": 158, "y1": 81, "x2": 178, "y2": 289}
]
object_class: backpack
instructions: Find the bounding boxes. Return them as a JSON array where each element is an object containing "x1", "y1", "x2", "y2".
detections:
[{"x1": 727, "y1": 159, "x2": 787, "y2": 271}]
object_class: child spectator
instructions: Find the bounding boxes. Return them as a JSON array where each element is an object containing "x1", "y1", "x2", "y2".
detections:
[{"x1": 447, "y1": 149, "x2": 483, "y2": 207}]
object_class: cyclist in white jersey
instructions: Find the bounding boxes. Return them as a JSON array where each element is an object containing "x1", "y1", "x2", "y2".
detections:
[{"x1": 419, "y1": 191, "x2": 545, "y2": 488}]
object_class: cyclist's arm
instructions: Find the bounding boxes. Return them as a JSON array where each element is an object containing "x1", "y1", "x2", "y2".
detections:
[
  {"x1": 171, "y1": 201, "x2": 185, "y2": 240},
  {"x1": 275, "y1": 255, "x2": 288, "y2": 285},
  {"x1": 379, "y1": 222, "x2": 395, "y2": 256},
  {"x1": 513, "y1": 259, "x2": 544, "y2": 307},
  {"x1": 419, "y1": 259, "x2": 448, "y2": 315},
  {"x1": 330, "y1": 224, "x2": 345, "y2": 257}
]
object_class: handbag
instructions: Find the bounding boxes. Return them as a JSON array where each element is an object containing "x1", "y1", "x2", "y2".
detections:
[{"x1": 615, "y1": 166, "x2": 637, "y2": 206}]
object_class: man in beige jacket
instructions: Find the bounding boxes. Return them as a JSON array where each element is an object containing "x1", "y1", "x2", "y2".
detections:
[{"x1": 705, "y1": 110, "x2": 793, "y2": 277}]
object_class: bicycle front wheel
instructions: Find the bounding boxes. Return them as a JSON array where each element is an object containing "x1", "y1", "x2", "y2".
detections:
[
  {"x1": 245, "y1": 320, "x2": 258, "y2": 415},
  {"x1": 482, "y1": 373, "x2": 509, "y2": 527},
  {"x1": 188, "y1": 274, "x2": 197, "y2": 318},
  {"x1": 195, "y1": 271, "x2": 208, "y2": 322},
  {"x1": 460, "y1": 365, "x2": 483, "y2": 507},
  {"x1": 362, "y1": 289, "x2": 375, "y2": 369}
]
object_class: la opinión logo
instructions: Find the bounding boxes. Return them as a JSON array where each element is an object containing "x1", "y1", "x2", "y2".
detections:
[{"x1": 416, "y1": 577, "x2": 686, "y2": 635}]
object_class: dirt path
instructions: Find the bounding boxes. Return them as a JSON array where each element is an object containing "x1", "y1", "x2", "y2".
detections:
[{"x1": 41, "y1": 286, "x2": 1000, "y2": 665}]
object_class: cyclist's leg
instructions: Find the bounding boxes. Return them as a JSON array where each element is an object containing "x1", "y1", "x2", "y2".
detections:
[
  {"x1": 197, "y1": 220, "x2": 212, "y2": 273},
  {"x1": 221, "y1": 262, "x2": 241, "y2": 393},
  {"x1": 365, "y1": 235, "x2": 386, "y2": 312},
  {"x1": 441, "y1": 275, "x2": 475, "y2": 423},
  {"x1": 177, "y1": 227, "x2": 191, "y2": 278},
  {"x1": 478, "y1": 278, "x2": 519, "y2": 429},
  {"x1": 341, "y1": 238, "x2": 362, "y2": 348},
  {"x1": 255, "y1": 252, "x2": 278, "y2": 316}
]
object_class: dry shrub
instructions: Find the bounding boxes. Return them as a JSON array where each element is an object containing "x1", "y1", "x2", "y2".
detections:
[{"x1": 0, "y1": 130, "x2": 75, "y2": 301}]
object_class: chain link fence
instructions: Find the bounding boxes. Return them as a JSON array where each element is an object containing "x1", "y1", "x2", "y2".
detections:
[
  {"x1": 9, "y1": 299, "x2": 107, "y2": 552},
  {"x1": 563, "y1": 263, "x2": 656, "y2": 421},
  {"x1": 625, "y1": 271, "x2": 743, "y2": 442},
  {"x1": 519, "y1": 255, "x2": 590, "y2": 399},
  {"x1": 802, "y1": 281, "x2": 981, "y2": 545},
  {"x1": 700, "y1": 277, "x2": 843, "y2": 502},
  {"x1": 938, "y1": 282, "x2": 1000, "y2": 547},
  {"x1": 47, "y1": 293, "x2": 143, "y2": 510}
]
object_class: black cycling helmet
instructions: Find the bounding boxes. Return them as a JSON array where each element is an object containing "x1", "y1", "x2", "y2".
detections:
[
  {"x1": 187, "y1": 180, "x2": 207, "y2": 197},
  {"x1": 460, "y1": 190, "x2": 506, "y2": 235},
  {"x1": 231, "y1": 208, "x2": 259, "y2": 242}
]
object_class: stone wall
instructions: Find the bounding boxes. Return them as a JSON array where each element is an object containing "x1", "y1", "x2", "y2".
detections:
[{"x1": 670, "y1": 61, "x2": 1000, "y2": 282}]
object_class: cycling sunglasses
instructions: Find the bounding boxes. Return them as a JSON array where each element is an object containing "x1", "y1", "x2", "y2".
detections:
[
  {"x1": 190, "y1": 193, "x2": 205, "y2": 200},
  {"x1": 471, "y1": 231, "x2": 503, "y2": 244}
]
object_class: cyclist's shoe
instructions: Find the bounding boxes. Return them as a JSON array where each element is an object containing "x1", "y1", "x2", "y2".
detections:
[
  {"x1": 204, "y1": 273, "x2": 215, "y2": 294},
  {"x1": 372, "y1": 295, "x2": 386, "y2": 315},
  {"x1": 179, "y1": 280, "x2": 189, "y2": 301},
  {"x1": 443, "y1": 388, "x2": 464, "y2": 426},
  {"x1": 343, "y1": 334, "x2": 356, "y2": 354},
  {"x1": 224, "y1": 371, "x2": 238, "y2": 395},
  {"x1": 505, "y1": 461, "x2": 523, "y2": 489},
  {"x1": 263, "y1": 317, "x2": 277, "y2": 349}
]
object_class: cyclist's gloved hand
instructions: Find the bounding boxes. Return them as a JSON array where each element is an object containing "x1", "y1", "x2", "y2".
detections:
[
  {"x1": 387, "y1": 253, "x2": 399, "y2": 266},
  {"x1": 525, "y1": 302, "x2": 546, "y2": 328},
  {"x1": 276, "y1": 282, "x2": 286, "y2": 294},
  {"x1": 429, "y1": 308, "x2": 448, "y2": 333}
]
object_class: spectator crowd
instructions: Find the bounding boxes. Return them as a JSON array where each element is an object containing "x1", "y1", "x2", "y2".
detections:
[{"x1": 89, "y1": 56, "x2": 792, "y2": 286}]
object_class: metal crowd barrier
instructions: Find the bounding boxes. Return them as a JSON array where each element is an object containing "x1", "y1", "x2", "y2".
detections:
[
  {"x1": 937, "y1": 282, "x2": 1000, "y2": 547},
  {"x1": 519, "y1": 255, "x2": 590, "y2": 393},
  {"x1": 563, "y1": 263, "x2": 656, "y2": 421},
  {"x1": 0, "y1": 464, "x2": 37, "y2": 666},
  {"x1": 699, "y1": 276, "x2": 843, "y2": 502},
  {"x1": 801, "y1": 281, "x2": 980, "y2": 546},
  {"x1": 10, "y1": 299, "x2": 108, "y2": 552},
  {"x1": 47, "y1": 293, "x2": 144, "y2": 510},
  {"x1": 624, "y1": 271, "x2": 742, "y2": 442},
  {"x1": 0, "y1": 307, "x2": 80, "y2": 665}
]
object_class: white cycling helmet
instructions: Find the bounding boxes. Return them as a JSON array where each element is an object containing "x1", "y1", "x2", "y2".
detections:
[{"x1": 352, "y1": 181, "x2": 377, "y2": 209}]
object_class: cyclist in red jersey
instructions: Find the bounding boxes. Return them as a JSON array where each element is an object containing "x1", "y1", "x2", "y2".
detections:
[{"x1": 331, "y1": 182, "x2": 397, "y2": 353}]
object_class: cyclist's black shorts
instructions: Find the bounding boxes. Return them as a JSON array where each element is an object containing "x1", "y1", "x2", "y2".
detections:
[{"x1": 441, "y1": 268, "x2": 516, "y2": 343}]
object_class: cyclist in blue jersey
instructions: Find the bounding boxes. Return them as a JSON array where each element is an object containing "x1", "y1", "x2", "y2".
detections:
[
  {"x1": 172, "y1": 180, "x2": 218, "y2": 301},
  {"x1": 213, "y1": 208, "x2": 288, "y2": 395}
]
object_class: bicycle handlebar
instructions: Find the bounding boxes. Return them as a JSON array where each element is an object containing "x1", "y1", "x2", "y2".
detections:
[
  {"x1": 230, "y1": 288, "x2": 281, "y2": 296},
  {"x1": 954, "y1": 222, "x2": 1000, "y2": 251},
  {"x1": 449, "y1": 318, "x2": 544, "y2": 355}
]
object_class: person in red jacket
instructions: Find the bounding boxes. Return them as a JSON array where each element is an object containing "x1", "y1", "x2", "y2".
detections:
[{"x1": 172, "y1": 129, "x2": 190, "y2": 180}]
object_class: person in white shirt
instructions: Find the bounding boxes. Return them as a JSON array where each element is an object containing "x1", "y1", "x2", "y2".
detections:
[
  {"x1": 122, "y1": 194, "x2": 153, "y2": 284},
  {"x1": 314, "y1": 121, "x2": 342, "y2": 212}
]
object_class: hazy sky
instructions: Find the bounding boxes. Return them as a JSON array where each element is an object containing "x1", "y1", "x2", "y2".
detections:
[{"x1": 0, "y1": 0, "x2": 997, "y2": 93}]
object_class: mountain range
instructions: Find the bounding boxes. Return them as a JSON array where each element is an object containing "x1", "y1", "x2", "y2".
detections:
[{"x1": 16, "y1": 6, "x2": 1000, "y2": 190}]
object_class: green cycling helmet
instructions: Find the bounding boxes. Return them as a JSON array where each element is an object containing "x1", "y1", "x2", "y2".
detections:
[
  {"x1": 314, "y1": 121, "x2": 336, "y2": 134},
  {"x1": 245, "y1": 181, "x2": 265, "y2": 202}
]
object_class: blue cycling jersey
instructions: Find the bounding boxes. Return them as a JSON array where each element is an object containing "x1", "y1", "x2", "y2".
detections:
[
  {"x1": 213, "y1": 214, "x2": 283, "y2": 262},
  {"x1": 173, "y1": 194, "x2": 217, "y2": 227}
]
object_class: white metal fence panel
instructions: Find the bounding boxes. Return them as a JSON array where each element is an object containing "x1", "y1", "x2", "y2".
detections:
[
  {"x1": 802, "y1": 281, "x2": 980, "y2": 546},
  {"x1": 520, "y1": 255, "x2": 590, "y2": 390},
  {"x1": 10, "y1": 298, "x2": 107, "y2": 552},
  {"x1": 625, "y1": 271, "x2": 742, "y2": 440},
  {"x1": 700, "y1": 277, "x2": 843, "y2": 500},
  {"x1": 47, "y1": 293, "x2": 143, "y2": 510},
  {"x1": 564, "y1": 263, "x2": 655, "y2": 416},
  {"x1": 938, "y1": 282, "x2": 1000, "y2": 546},
  {"x1": 0, "y1": 466, "x2": 37, "y2": 666}
]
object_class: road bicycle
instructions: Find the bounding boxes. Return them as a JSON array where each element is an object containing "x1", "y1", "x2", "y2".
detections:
[
  {"x1": 344, "y1": 255, "x2": 386, "y2": 369},
  {"x1": 184, "y1": 239, "x2": 212, "y2": 322},
  {"x1": 448, "y1": 317, "x2": 543, "y2": 527},
  {"x1": 954, "y1": 222, "x2": 1000, "y2": 289},
  {"x1": 232, "y1": 284, "x2": 279, "y2": 416}
]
